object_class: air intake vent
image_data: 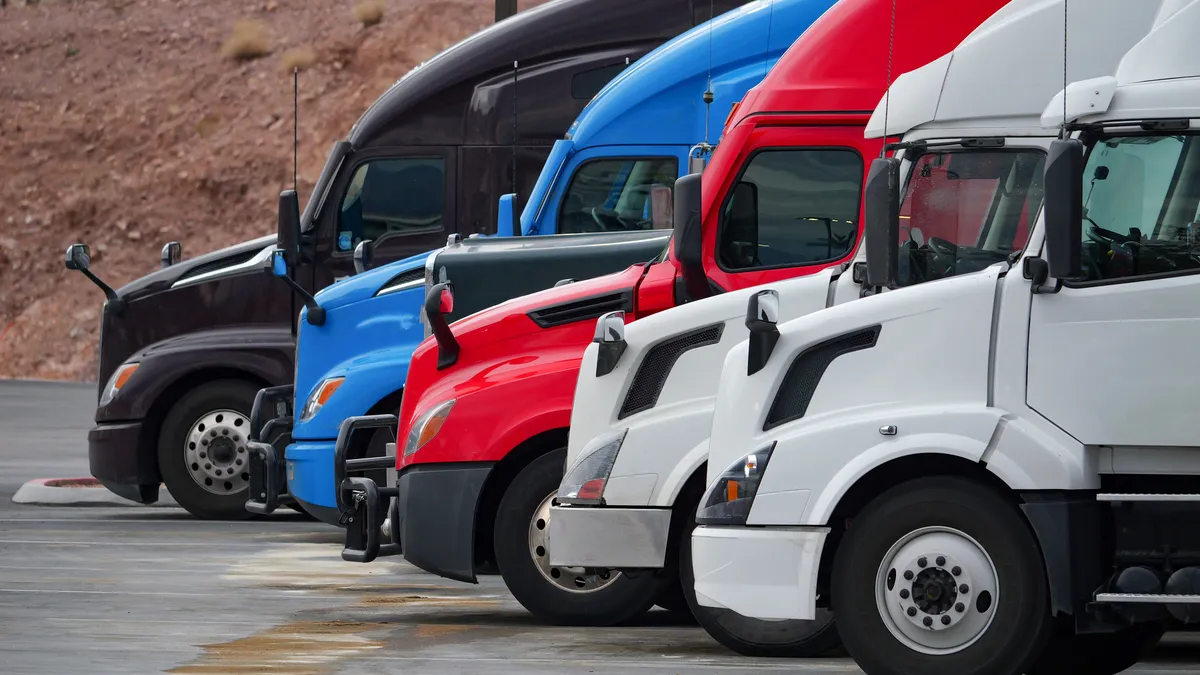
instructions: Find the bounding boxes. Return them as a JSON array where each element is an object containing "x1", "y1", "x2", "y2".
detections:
[
  {"x1": 619, "y1": 323, "x2": 723, "y2": 419},
  {"x1": 764, "y1": 326, "x2": 881, "y2": 431},
  {"x1": 379, "y1": 267, "x2": 425, "y2": 293},
  {"x1": 177, "y1": 249, "x2": 260, "y2": 281},
  {"x1": 527, "y1": 289, "x2": 633, "y2": 329}
]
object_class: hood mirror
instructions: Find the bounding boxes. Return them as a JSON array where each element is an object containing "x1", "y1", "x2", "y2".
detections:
[
  {"x1": 354, "y1": 239, "x2": 375, "y2": 275},
  {"x1": 161, "y1": 241, "x2": 182, "y2": 268},
  {"x1": 745, "y1": 289, "x2": 780, "y2": 376},
  {"x1": 593, "y1": 311, "x2": 627, "y2": 377},
  {"x1": 65, "y1": 243, "x2": 120, "y2": 306},
  {"x1": 424, "y1": 282, "x2": 459, "y2": 370}
]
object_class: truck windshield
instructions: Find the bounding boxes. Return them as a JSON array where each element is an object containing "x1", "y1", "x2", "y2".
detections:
[
  {"x1": 558, "y1": 157, "x2": 678, "y2": 234},
  {"x1": 894, "y1": 149, "x2": 1045, "y2": 287},
  {"x1": 1074, "y1": 133, "x2": 1200, "y2": 282}
]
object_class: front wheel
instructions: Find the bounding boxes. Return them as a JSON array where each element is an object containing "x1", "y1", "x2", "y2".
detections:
[
  {"x1": 157, "y1": 380, "x2": 259, "y2": 520},
  {"x1": 831, "y1": 476, "x2": 1051, "y2": 675},
  {"x1": 493, "y1": 449, "x2": 666, "y2": 626},
  {"x1": 680, "y1": 486, "x2": 841, "y2": 657}
]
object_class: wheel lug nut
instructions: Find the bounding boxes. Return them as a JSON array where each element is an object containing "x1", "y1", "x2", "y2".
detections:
[
  {"x1": 936, "y1": 556, "x2": 946, "y2": 566},
  {"x1": 917, "y1": 557, "x2": 927, "y2": 568},
  {"x1": 952, "y1": 566, "x2": 962, "y2": 576},
  {"x1": 907, "y1": 607, "x2": 917, "y2": 617},
  {"x1": 204, "y1": 463, "x2": 212, "y2": 470},
  {"x1": 955, "y1": 603, "x2": 965, "y2": 613},
  {"x1": 199, "y1": 452, "x2": 207, "y2": 458},
  {"x1": 923, "y1": 616, "x2": 933, "y2": 627},
  {"x1": 899, "y1": 589, "x2": 909, "y2": 599},
  {"x1": 959, "y1": 584, "x2": 969, "y2": 594},
  {"x1": 903, "y1": 570, "x2": 914, "y2": 581},
  {"x1": 941, "y1": 615, "x2": 951, "y2": 625}
]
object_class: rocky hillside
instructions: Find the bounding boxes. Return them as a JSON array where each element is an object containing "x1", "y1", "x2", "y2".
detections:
[{"x1": 0, "y1": 0, "x2": 545, "y2": 382}]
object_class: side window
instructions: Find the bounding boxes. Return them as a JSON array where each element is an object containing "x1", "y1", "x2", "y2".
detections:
[
  {"x1": 337, "y1": 157, "x2": 445, "y2": 252},
  {"x1": 717, "y1": 149, "x2": 862, "y2": 271},
  {"x1": 1078, "y1": 134, "x2": 1200, "y2": 282},
  {"x1": 558, "y1": 157, "x2": 678, "y2": 234},
  {"x1": 895, "y1": 150, "x2": 1045, "y2": 287}
]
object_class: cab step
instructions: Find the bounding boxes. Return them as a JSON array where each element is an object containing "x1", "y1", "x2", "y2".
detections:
[{"x1": 1096, "y1": 493, "x2": 1200, "y2": 502}]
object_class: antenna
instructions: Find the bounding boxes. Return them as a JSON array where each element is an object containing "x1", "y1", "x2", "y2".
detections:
[
  {"x1": 512, "y1": 60, "x2": 518, "y2": 203},
  {"x1": 293, "y1": 67, "x2": 299, "y2": 190},
  {"x1": 881, "y1": 0, "x2": 896, "y2": 155},
  {"x1": 1060, "y1": 0, "x2": 1068, "y2": 138}
]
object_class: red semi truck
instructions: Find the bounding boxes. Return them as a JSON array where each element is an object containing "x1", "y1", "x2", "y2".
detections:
[{"x1": 338, "y1": 0, "x2": 1008, "y2": 651}]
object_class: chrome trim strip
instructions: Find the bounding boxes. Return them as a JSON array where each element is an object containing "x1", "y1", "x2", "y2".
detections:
[
  {"x1": 374, "y1": 278, "x2": 425, "y2": 298},
  {"x1": 171, "y1": 244, "x2": 276, "y2": 290}
]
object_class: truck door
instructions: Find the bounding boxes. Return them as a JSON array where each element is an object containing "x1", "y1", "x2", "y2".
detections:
[
  {"x1": 311, "y1": 146, "x2": 457, "y2": 287},
  {"x1": 1027, "y1": 131, "x2": 1200, "y2": 449}
]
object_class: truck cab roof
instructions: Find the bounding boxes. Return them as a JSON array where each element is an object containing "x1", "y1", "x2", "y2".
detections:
[
  {"x1": 866, "y1": 0, "x2": 1164, "y2": 139},
  {"x1": 1043, "y1": 0, "x2": 1200, "y2": 126}
]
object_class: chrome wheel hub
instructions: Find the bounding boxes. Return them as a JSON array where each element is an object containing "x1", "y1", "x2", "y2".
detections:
[
  {"x1": 876, "y1": 526, "x2": 998, "y2": 654},
  {"x1": 185, "y1": 409, "x2": 251, "y2": 495},
  {"x1": 528, "y1": 492, "x2": 621, "y2": 594}
]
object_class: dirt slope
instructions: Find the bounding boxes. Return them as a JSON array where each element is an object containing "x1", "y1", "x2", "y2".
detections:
[{"x1": 0, "y1": 0, "x2": 545, "y2": 382}]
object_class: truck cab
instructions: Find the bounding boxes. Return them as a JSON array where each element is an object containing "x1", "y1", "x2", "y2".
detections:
[
  {"x1": 690, "y1": 3, "x2": 1200, "y2": 674},
  {"x1": 550, "y1": 0, "x2": 1163, "y2": 659},
  {"x1": 67, "y1": 0, "x2": 745, "y2": 520},
  {"x1": 252, "y1": 0, "x2": 835, "y2": 526},
  {"x1": 333, "y1": 0, "x2": 1007, "y2": 632}
]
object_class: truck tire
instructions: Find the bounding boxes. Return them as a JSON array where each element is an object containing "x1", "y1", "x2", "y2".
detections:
[
  {"x1": 831, "y1": 476, "x2": 1051, "y2": 675},
  {"x1": 654, "y1": 575, "x2": 695, "y2": 617},
  {"x1": 493, "y1": 449, "x2": 666, "y2": 626},
  {"x1": 1027, "y1": 621, "x2": 1164, "y2": 675},
  {"x1": 679, "y1": 487, "x2": 841, "y2": 657},
  {"x1": 158, "y1": 380, "x2": 259, "y2": 521}
]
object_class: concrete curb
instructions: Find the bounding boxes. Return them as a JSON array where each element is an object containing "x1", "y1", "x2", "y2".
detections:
[{"x1": 12, "y1": 477, "x2": 180, "y2": 507}]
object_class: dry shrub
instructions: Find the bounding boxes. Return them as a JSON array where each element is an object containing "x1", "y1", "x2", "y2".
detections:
[
  {"x1": 220, "y1": 19, "x2": 271, "y2": 61},
  {"x1": 281, "y1": 46, "x2": 317, "y2": 71},
  {"x1": 353, "y1": 0, "x2": 385, "y2": 27}
]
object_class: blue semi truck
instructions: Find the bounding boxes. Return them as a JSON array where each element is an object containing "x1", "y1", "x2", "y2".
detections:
[{"x1": 248, "y1": 0, "x2": 836, "y2": 526}]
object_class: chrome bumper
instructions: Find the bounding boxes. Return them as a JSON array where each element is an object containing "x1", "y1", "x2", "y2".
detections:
[{"x1": 547, "y1": 505, "x2": 672, "y2": 568}]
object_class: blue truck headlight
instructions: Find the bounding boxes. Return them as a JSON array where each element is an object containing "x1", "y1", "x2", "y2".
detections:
[
  {"x1": 696, "y1": 442, "x2": 776, "y2": 526},
  {"x1": 300, "y1": 377, "x2": 344, "y2": 421},
  {"x1": 403, "y1": 399, "x2": 455, "y2": 457},
  {"x1": 556, "y1": 430, "x2": 626, "y2": 505}
]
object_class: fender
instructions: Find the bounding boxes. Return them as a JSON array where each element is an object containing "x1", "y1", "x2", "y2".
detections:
[
  {"x1": 96, "y1": 325, "x2": 293, "y2": 422},
  {"x1": 749, "y1": 403, "x2": 1006, "y2": 526},
  {"x1": 654, "y1": 435, "x2": 710, "y2": 508},
  {"x1": 292, "y1": 341, "x2": 419, "y2": 440}
]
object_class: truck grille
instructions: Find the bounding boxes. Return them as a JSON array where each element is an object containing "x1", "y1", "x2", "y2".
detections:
[
  {"x1": 618, "y1": 323, "x2": 724, "y2": 420},
  {"x1": 763, "y1": 326, "x2": 880, "y2": 431}
]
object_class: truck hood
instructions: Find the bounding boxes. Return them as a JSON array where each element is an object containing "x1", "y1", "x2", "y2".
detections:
[
  {"x1": 311, "y1": 250, "x2": 433, "y2": 311},
  {"x1": 114, "y1": 235, "x2": 276, "y2": 302}
]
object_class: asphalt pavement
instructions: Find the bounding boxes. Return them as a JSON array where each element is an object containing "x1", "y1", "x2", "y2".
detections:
[{"x1": 0, "y1": 379, "x2": 1197, "y2": 675}]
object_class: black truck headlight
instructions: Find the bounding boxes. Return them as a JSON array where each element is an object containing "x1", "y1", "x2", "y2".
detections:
[
  {"x1": 696, "y1": 442, "x2": 776, "y2": 526},
  {"x1": 556, "y1": 430, "x2": 626, "y2": 505}
]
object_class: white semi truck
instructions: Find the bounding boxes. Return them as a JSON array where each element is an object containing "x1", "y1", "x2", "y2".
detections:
[
  {"x1": 547, "y1": 0, "x2": 1162, "y2": 659},
  {"x1": 690, "y1": 2, "x2": 1200, "y2": 674}
]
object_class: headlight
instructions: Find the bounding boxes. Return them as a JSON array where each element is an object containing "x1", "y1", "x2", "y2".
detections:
[
  {"x1": 696, "y1": 442, "x2": 775, "y2": 526},
  {"x1": 98, "y1": 362, "x2": 139, "y2": 407},
  {"x1": 403, "y1": 399, "x2": 455, "y2": 457},
  {"x1": 300, "y1": 377, "x2": 344, "y2": 421},
  {"x1": 556, "y1": 430, "x2": 626, "y2": 505}
]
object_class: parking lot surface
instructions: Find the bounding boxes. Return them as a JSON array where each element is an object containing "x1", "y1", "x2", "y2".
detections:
[{"x1": 1, "y1": 380, "x2": 1198, "y2": 675}]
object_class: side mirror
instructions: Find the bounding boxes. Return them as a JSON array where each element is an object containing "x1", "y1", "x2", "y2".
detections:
[
  {"x1": 593, "y1": 311, "x2": 627, "y2": 377},
  {"x1": 65, "y1": 243, "x2": 91, "y2": 271},
  {"x1": 353, "y1": 239, "x2": 374, "y2": 275},
  {"x1": 864, "y1": 157, "x2": 900, "y2": 288},
  {"x1": 424, "y1": 282, "x2": 459, "y2": 370},
  {"x1": 672, "y1": 172, "x2": 709, "y2": 302},
  {"x1": 497, "y1": 193, "x2": 518, "y2": 237},
  {"x1": 277, "y1": 189, "x2": 302, "y2": 268},
  {"x1": 650, "y1": 185, "x2": 673, "y2": 230},
  {"x1": 745, "y1": 289, "x2": 780, "y2": 376},
  {"x1": 160, "y1": 241, "x2": 182, "y2": 268},
  {"x1": 1043, "y1": 138, "x2": 1083, "y2": 280}
]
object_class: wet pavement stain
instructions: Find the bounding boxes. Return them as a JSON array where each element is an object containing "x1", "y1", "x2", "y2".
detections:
[
  {"x1": 167, "y1": 620, "x2": 385, "y2": 675},
  {"x1": 356, "y1": 594, "x2": 502, "y2": 608}
]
